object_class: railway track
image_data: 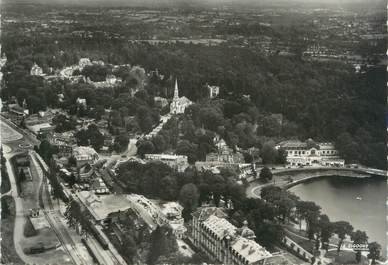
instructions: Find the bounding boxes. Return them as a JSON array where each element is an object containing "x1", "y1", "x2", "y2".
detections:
[
  {"x1": 35, "y1": 153, "x2": 87, "y2": 265},
  {"x1": 34, "y1": 151, "x2": 124, "y2": 265}
]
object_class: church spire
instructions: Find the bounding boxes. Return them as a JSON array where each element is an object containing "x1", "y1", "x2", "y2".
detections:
[{"x1": 173, "y1": 78, "x2": 179, "y2": 99}]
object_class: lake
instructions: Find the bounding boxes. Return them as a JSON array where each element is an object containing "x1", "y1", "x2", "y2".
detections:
[{"x1": 289, "y1": 176, "x2": 387, "y2": 256}]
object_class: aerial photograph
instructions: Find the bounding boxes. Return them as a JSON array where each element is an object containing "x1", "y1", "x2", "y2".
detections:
[{"x1": 0, "y1": 0, "x2": 386, "y2": 264}]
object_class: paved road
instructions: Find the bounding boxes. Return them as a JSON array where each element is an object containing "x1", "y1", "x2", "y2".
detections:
[
  {"x1": 3, "y1": 149, "x2": 33, "y2": 263},
  {"x1": 246, "y1": 165, "x2": 386, "y2": 199},
  {"x1": 98, "y1": 139, "x2": 137, "y2": 168},
  {"x1": 1, "y1": 117, "x2": 41, "y2": 264},
  {"x1": 0, "y1": 116, "x2": 40, "y2": 146},
  {"x1": 1, "y1": 119, "x2": 81, "y2": 265}
]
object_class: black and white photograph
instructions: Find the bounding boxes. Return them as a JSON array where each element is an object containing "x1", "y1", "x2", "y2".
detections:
[{"x1": 0, "y1": 0, "x2": 387, "y2": 264}]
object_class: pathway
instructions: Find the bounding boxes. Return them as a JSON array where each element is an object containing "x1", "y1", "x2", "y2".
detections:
[
  {"x1": 3, "y1": 148, "x2": 35, "y2": 264},
  {"x1": 144, "y1": 114, "x2": 172, "y2": 139}
]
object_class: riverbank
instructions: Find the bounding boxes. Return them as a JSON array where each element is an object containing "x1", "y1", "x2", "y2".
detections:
[
  {"x1": 246, "y1": 170, "x2": 387, "y2": 263},
  {"x1": 247, "y1": 167, "x2": 385, "y2": 198},
  {"x1": 290, "y1": 176, "x2": 386, "y2": 254}
]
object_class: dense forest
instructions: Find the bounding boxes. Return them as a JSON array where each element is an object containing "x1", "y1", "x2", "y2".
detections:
[{"x1": 1, "y1": 7, "x2": 386, "y2": 168}]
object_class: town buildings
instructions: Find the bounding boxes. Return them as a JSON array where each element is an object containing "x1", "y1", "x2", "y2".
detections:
[
  {"x1": 160, "y1": 202, "x2": 187, "y2": 239},
  {"x1": 85, "y1": 75, "x2": 122, "y2": 88},
  {"x1": 77, "y1": 163, "x2": 95, "y2": 183},
  {"x1": 191, "y1": 207, "x2": 272, "y2": 265},
  {"x1": 23, "y1": 110, "x2": 59, "y2": 137},
  {"x1": 78, "y1": 58, "x2": 92, "y2": 69},
  {"x1": 75, "y1": 191, "x2": 133, "y2": 225},
  {"x1": 26, "y1": 123, "x2": 55, "y2": 137},
  {"x1": 144, "y1": 153, "x2": 189, "y2": 172},
  {"x1": 206, "y1": 137, "x2": 244, "y2": 164},
  {"x1": 277, "y1": 139, "x2": 345, "y2": 167},
  {"x1": 76, "y1": 97, "x2": 87, "y2": 108},
  {"x1": 72, "y1": 146, "x2": 99, "y2": 167},
  {"x1": 6, "y1": 103, "x2": 29, "y2": 124},
  {"x1": 47, "y1": 132, "x2": 75, "y2": 158},
  {"x1": 170, "y1": 78, "x2": 192, "y2": 114}
]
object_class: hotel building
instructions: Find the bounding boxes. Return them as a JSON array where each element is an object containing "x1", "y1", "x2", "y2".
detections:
[
  {"x1": 191, "y1": 207, "x2": 272, "y2": 265},
  {"x1": 277, "y1": 139, "x2": 345, "y2": 167}
]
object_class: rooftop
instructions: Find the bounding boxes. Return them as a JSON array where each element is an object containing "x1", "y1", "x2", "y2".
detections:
[
  {"x1": 192, "y1": 206, "x2": 228, "y2": 221},
  {"x1": 203, "y1": 215, "x2": 237, "y2": 239},
  {"x1": 231, "y1": 236, "x2": 272, "y2": 264},
  {"x1": 145, "y1": 153, "x2": 188, "y2": 160},
  {"x1": 29, "y1": 216, "x2": 50, "y2": 230},
  {"x1": 73, "y1": 146, "x2": 98, "y2": 160},
  {"x1": 26, "y1": 123, "x2": 54, "y2": 135},
  {"x1": 77, "y1": 191, "x2": 132, "y2": 221},
  {"x1": 194, "y1": 207, "x2": 272, "y2": 264}
]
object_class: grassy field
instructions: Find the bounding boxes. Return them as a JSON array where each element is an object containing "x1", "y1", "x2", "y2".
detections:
[{"x1": 1, "y1": 196, "x2": 24, "y2": 264}]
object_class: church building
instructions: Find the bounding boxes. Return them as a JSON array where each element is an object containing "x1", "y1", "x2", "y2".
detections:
[{"x1": 170, "y1": 78, "x2": 192, "y2": 114}]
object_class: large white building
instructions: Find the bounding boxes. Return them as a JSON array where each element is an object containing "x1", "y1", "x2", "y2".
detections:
[
  {"x1": 30, "y1": 63, "x2": 44, "y2": 76},
  {"x1": 191, "y1": 207, "x2": 272, "y2": 265},
  {"x1": 208, "y1": 84, "x2": 220, "y2": 99},
  {"x1": 72, "y1": 146, "x2": 99, "y2": 167},
  {"x1": 170, "y1": 78, "x2": 192, "y2": 114},
  {"x1": 144, "y1": 154, "x2": 189, "y2": 172},
  {"x1": 277, "y1": 139, "x2": 345, "y2": 167}
]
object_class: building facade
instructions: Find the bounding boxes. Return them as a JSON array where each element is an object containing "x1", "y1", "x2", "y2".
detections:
[
  {"x1": 207, "y1": 85, "x2": 220, "y2": 99},
  {"x1": 191, "y1": 207, "x2": 272, "y2": 265},
  {"x1": 30, "y1": 63, "x2": 44, "y2": 76},
  {"x1": 277, "y1": 139, "x2": 345, "y2": 167},
  {"x1": 206, "y1": 137, "x2": 244, "y2": 164},
  {"x1": 144, "y1": 154, "x2": 189, "y2": 172},
  {"x1": 48, "y1": 132, "x2": 76, "y2": 158},
  {"x1": 72, "y1": 146, "x2": 99, "y2": 167}
]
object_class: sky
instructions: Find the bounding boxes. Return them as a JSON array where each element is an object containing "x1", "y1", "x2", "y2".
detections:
[
  {"x1": 3, "y1": 0, "x2": 386, "y2": 13},
  {"x1": 5, "y1": 0, "x2": 386, "y2": 5}
]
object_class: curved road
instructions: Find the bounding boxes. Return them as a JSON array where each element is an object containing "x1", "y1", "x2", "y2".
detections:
[
  {"x1": 1, "y1": 118, "x2": 85, "y2": 265},
  {"x1": 3, "y1": 146, "x2": 35, "y2": 263},
  {"x1": 247, "y1": 166, "x2": 386, "y2": 198},
  {"x1": 2, "y1": 117, "x2": 46, "y2": 264}
]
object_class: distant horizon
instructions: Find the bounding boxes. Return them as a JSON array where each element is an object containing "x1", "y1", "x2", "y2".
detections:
[{"x1": 3, "y1": 0, "x2": 386, "y2": 7}]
